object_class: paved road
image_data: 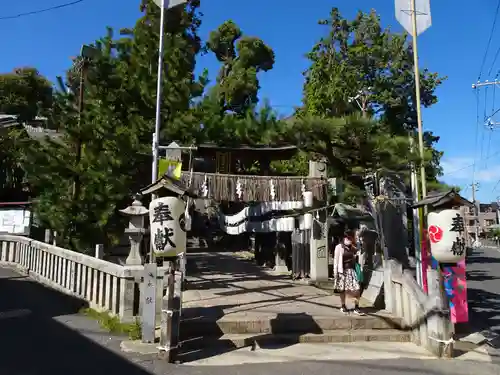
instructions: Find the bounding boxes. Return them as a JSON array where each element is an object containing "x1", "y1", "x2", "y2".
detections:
[
  {"x1": 1, "y1": 266, "x2": 500, "y2": 375},
  {"x1": 467, "y1": 245, "x2": 500, "y2": 334}
]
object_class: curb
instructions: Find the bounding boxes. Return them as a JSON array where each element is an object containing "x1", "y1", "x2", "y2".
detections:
[{"x1": 120, "y1": 329, "x2": 412, "y2": 356}]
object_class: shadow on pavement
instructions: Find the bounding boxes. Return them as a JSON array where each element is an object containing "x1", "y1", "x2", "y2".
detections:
[
  {"x1": 467, "y1": 287, "x2": 500, "y2": 333},
  {"x1": 0, "y1": 268, "x2": 156, "y2": 375},
  {"x1": 467, "y1": 252, "x2": 500, "y2": 265},
  {"x1": 467, "y1": 269, "x2": 500, "y2": 282}
]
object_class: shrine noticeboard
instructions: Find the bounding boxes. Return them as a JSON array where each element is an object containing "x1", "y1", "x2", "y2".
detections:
[{"x1": 149, "y1": 197, "x2": 187, "y2": 257}]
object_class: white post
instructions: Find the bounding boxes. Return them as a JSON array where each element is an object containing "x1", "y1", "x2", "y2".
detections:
[
  {"x1": 410, "y1": 136, "x2": 422, "y2": 287},
  {"x1": 151, "y1": 0, "x2": 167, "y2": 189},
  {"x1": 95, "y1": 244, "x2": 104, "y2": 259}
]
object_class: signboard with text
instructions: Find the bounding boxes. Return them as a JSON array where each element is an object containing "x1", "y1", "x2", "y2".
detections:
[
  {"x1": 149, "y1": 197, "x2": 186, "y2": 257},
  {"x1": 427, "y1": 209, "x2": 466, "y2": 263}
]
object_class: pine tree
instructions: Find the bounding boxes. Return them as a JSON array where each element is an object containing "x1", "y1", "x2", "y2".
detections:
[
  {"x1": 0, "y1": 68, "x2": 53, "y2": 203},
  {"x1": 284, "y1": 8, "x2": 447, "y2": 193},
  {"x1": 24, "y1": 0, "x2": 207, "y2": 252}
]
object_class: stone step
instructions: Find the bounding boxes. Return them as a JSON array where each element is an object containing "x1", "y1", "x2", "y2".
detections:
[
  {"x1": 121, "y1": 329, "x2": 412, "y2": 360},
  {"x1": 176, "y1": 329, "x2": 412, "y2": 362},
  {"x1": 180, "y1": 312, "x2": 405, "y2": 337}
]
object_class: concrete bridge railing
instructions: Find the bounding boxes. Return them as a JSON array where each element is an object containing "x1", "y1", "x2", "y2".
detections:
[
  {"x1": 0, "y1": 234, "x2": 151, "y2": 323},
  {"x1": 384, "y1": 259, "x2": 453, "y2": 358}
]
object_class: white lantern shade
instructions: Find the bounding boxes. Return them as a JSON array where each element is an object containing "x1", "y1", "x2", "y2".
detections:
[
  {"x1": 149, "y1": 197, "x2": 187, "y2": 257},
  {"x1": 303, "y1": 191, "x2": 313, "y2": 208},
  {"x1": 427, "y1": 209, "x2": 466, "y2": 263},
  {"x1": 303, "y1": 213, "x2": 313, "y2": 230}
]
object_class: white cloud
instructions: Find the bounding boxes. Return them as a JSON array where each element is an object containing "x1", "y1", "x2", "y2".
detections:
[{"x1": 441, "y1": 157, "x2": 500, "y2": 183}]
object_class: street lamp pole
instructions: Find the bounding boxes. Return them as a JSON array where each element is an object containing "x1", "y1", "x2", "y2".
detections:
[
  {"x1": 150, "y1": 0, "x2": 187, "y2": 265},
  {"x1": 151, "y1": 0, "x2": 168, "y2": 188},
  {"x1": 151, "y1": 0, "x2": 188, "y2": 188}
]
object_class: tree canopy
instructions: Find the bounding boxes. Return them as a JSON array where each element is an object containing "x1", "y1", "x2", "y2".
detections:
[
  {"x1": 0, "y1": 4, "x2": 450, "y2": 250},
  {"x1": 206, "y1": 20, "x2": 274, "y2": 114},
  {"x1": 283, "y1": 8, "x2": 447, "y2": 192},
  {"x1": 0, "y1": 67, "x2": 53, "y2": 121}
]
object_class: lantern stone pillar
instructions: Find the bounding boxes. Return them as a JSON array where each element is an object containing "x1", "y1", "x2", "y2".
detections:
[{"x1": 119, "y1": 195, "x2": 149, "y2": 266}]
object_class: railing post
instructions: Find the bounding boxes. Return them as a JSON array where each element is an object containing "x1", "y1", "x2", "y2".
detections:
[
  {"x1": 383, "y1": 261, "x2": 395, "y2": 313},
  {"x1": 118, "y1": 276, "x2": 137, "y2": 323},
  {"x1": 44, "y1": 229, "x2": 52, "y2": 244},
  {"x1": 141, "y1": 263, "x2": 157, "y2": 343},
  {"x1": 7, "y1": 241, "x2": 15, "y2": 262},
  {"x1": 158, "y1": 261, "x2": 182, "y2": 363},
  {"x1": 426, "y1": 267, "x2": 453, "y2": 357},
  {"x1": 1, "y1": 241, "x2": 7, "y2": 262}
]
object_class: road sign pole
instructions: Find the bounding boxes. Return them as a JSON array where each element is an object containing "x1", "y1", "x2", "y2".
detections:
[{"x1": 410, "y1": 0, "x2": 427, "y2": 201}]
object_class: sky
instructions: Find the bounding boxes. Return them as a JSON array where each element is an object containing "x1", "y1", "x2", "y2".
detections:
[{"x1": 2, "y1": 0, "x2": 500, "y2": 202}]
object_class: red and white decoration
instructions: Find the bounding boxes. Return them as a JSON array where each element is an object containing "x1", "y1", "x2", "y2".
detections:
[{"x1": 427, "y1": 209, "x2": 466, "y2": 263}]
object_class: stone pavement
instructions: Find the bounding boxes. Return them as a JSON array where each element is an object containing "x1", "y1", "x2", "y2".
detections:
[
  {"x1": 467, "y1": 245, "x2": 500, "y2": 334},
  {"x1": 177, "y1": 251, "x2": 409, "y2": 350},
  {"x1": 183, "y1": 341, "x2": 493, "y2": 366},
  {"x1": 182, "y1": 251, "x2": 368, "y2": 318},
  {"x1": 463, "y1": 245, "x2": 500, "y2": 363},
  {"x1": 2, "y1": 262, "x2": 500, "y2": 375}
]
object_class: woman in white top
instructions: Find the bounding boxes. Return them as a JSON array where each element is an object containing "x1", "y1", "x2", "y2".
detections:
[{"x1": 333, "y1": 233, "x2": 364, "y2": 315}]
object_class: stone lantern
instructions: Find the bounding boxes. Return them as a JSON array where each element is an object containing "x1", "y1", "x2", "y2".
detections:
[{"x1": 119, "y1": 194, "x2": 149, "y2": 265}]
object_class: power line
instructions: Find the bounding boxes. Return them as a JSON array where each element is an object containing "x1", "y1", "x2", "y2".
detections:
[
  {"x1": 0, "y1": 0, "x2": 84, "y2": 21},
  {"x1": 446, "y1": 148, "x2": 500, "y2": 177},
  {"x1": 478, "y1": 0, "x2": 500, "y2": 80},
  {"x1": 488, "y1": 46, "x2": 500, "y2": 77}
]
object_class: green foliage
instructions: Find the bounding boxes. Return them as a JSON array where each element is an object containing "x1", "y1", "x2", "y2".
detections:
[
  {"x1": 205, "y1": 20, "x2": 275, "y2": 114},
  {"x1": 1, "y1": 3, "x2": 451, "y2": 250},
  {"x1": 279, "y1": 114, "x2": 421, "y2": 187},
  {"x1": 22, "y1": 0, "x2": 207, "y2": 251},
  {"x1": 270, "y1": 150, "x2": 309, "y2": 176},
  {"x1": 301, "y1": 8, "x2": 446, "y2": 126},
  {"x1": 0, "y1": 67, "x2": 53, "y2": 121},
  {"x1": 195, "y1": 98, "x2": 281, "y2": 146},
  {"x1": 81, "y1": 308, "x2": 141, "y2": 340},
  {"x1": 292, "y1": 7, "x2": 447, "y2": 192},
  {"x1": 0, "y1": 128, "x2": 31, "y2": 202},
  {"x1": 0, "y1": 68, "x2": 52, "y2": 203}
]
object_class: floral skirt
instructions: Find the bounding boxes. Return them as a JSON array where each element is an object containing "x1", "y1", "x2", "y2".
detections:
[{"x1": 333, "y1": 268, "x2": 361, "y2": 294}]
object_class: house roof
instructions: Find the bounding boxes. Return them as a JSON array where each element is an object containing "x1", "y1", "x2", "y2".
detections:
[
  {"x1": 0, "y1": 114, "x2": 62, "y2": 142},
  {"x1": 412, "y1": 189, "x2": 473, "y2": 209},
  {"x1": 139, "y1": 175, "x2": 199, "y2": 198}
]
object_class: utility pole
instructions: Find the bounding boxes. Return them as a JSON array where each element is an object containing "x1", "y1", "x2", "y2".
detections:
[
  {"x1": 472, "y1": 80, "x2": 500, "y2": 90},
  {"x1": 410, "y1": 0, "x2": 428, "y2": 200},
  {"x1": 71, "y1": 45, "x2": 99, "y2": 202},
  {"x1": 471, "y1": 182, "x2": 480, "y2": 242},
  {"x1": 71, "y1": 60, "x2": 87, "y2": 204},
  {"x1": 472, "y1": 83, "x2": 500, "y2": 129},
  {"x1": 67, "y1": 45, "x2": 99, "y2": 246},
  {"x1": 409, "y1": 136, "x2": 423, "y2": 287},
  {"x1": 395, "y1": 0, "x2": 432, "y2": 291}
]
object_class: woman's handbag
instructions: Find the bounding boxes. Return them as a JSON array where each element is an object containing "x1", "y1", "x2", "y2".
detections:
[{"x1": 354, "y1": 263, "x2": 364, "y2": 283}]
